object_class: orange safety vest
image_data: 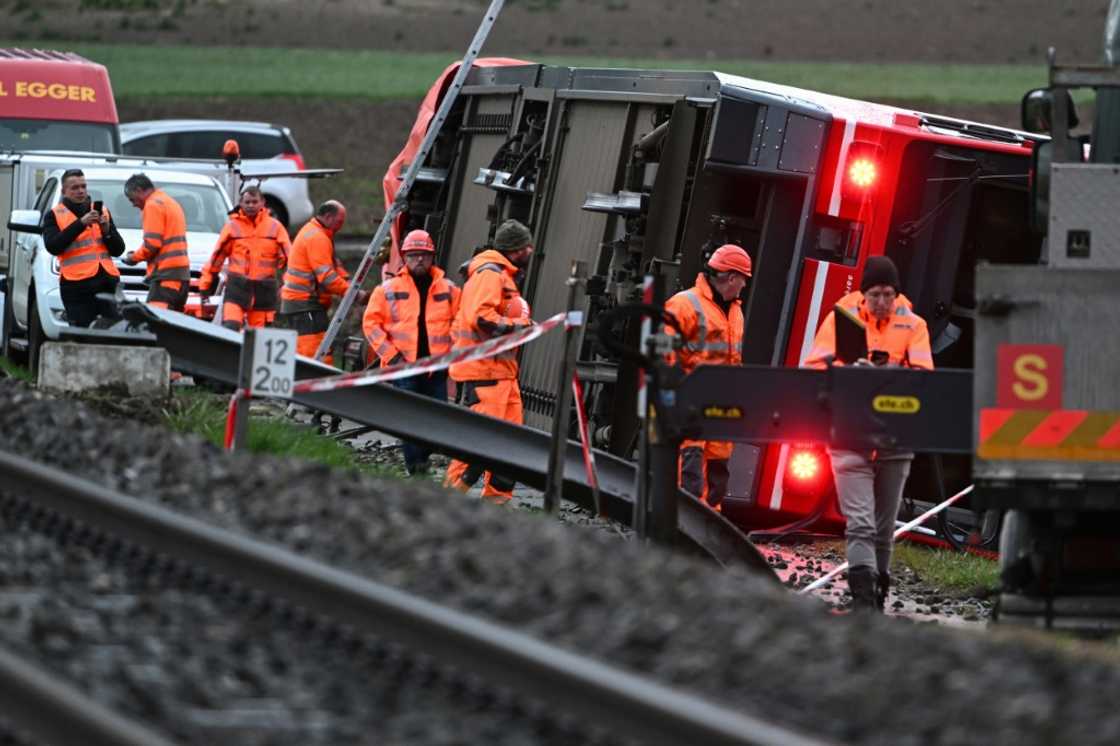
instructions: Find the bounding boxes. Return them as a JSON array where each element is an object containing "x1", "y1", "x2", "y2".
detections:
[
  {"x1": 449, "y1": 250, "x2": 531, "y2": 382},
  {"x1": 51, "y1": 203, "x2": 119, "y2": 282},
  {"x1": 363, "y1": 266, "x2": 460, "y2": 367},
  {"x1": 280, "y1": 218, "x2": 349, "y2": 312},
  {"x1": 804, "y1": 290, "x2": 934, "y2": 370},
  {"x1": 664, "y1": 273, "x2": 744, "y2": 373},
  {"x1": 133, "y1": 189, "x2": 190, "y2": 282},
  {"x1": 203, "y1": 208, "x2": 290, "y2": 284}
]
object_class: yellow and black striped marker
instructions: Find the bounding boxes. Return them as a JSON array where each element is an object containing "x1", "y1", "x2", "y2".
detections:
[{"x1": 978, "y1": 409, "x2": 1120, "y2": 461}]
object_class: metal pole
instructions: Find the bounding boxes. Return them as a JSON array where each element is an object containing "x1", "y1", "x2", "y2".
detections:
[
  {"x1": 231, "y1": 328, "x2": 254, "y2": 451},
  {"x1": 314, "y1": 0, "x2": 508, "y2": 360},
  {"x1": 647, "y1": 391, "x2": 681, "y2": 547},
  {"x1": 544, "y1": 261, "x2": 587, "y2": 514},
  {"x1": 633, "y1": 274, "x2": 655, "y2": 537}
]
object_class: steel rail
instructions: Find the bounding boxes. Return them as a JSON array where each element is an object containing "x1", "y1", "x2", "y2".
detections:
[
  {"x1": 0, "y1": 643, "x2": 175, "y2": 746},
  {"x1": 139, "y1": 306, "x2": 777, "y2": 577},
  {"x1": 0, "y1": 449, "x2": 830, "y2": 746}
]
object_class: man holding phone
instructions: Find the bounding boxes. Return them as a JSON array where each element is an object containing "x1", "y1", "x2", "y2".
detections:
[
  {"x1": 803, "y1": 255, "x2": 933, "y2": 613},
  {"x1": 41, "y1": 169, "x2": 126, "y2": 327}
]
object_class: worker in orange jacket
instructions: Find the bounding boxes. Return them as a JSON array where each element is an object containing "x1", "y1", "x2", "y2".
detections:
[
  {"x1": 804, "y1": 255, "x2": 933, "y2": 612},
  {"x1": 121, "y1": 173, "x2": 191, "y2": 311},
  {"x1": 363, "y1": 229, "x2": 460, "y2": 476},
  {"x1": 665, "y1": 244, "x2": 751, "y2": 509},
  {"x1": 443, "y1": 219, "x2": 535, "y2": 503},
  {"x1": 200, "y1": 185, "x2": 291, "y2": 331},
  {"x1": 277, "y1": 200, "x2": 361, "y2": 363},
  {"x1": 42, "y1": 169, "x2": 126, "y2": 328}
]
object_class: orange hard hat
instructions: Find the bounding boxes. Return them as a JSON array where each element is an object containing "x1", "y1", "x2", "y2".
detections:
[
  {"x1": 708, "y1": 243, "x2": 752, "y2": 277},
  {"x1": 401, "y1": 229, "x2": 436, "y2": 254}
]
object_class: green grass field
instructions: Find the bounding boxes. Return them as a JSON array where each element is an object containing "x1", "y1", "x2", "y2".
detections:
[
  {"x1": 162, "y1": 388, "x2": 396, "y2": 476},
  {"x1": 4, "y1": 41, "x2": 1051, "y2": 104},
  {"x1": 893, "y1": 543, "x2": 1001, "y2": 596},
  {"x1": 0, "y1": 357, "x2": 32, "y2": 382}
]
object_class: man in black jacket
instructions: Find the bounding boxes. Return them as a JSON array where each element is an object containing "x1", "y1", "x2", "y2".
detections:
[{"x1": 41, "y1": 169, "x2": 126, "y2": 327}]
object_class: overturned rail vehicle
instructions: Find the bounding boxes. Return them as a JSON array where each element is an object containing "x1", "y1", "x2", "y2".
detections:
[{"x1": 392, "y1": 63, "x2": 1043, "y2": 530}]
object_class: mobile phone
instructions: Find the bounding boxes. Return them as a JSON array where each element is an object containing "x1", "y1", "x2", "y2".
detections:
[{"x1": 92, "y1": 200, "x2": 103, "y2": 213}]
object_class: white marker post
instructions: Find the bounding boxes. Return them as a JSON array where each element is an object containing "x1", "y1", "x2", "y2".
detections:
[
  {"x1": 229, "y1": 327, "x2": 297, "y2": 451},
  {"x1": 250, "y1": 328, "x2": 297, "y2": 399}
]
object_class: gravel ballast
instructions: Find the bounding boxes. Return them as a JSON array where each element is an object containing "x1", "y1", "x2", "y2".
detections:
[{"x1": 1, "y1": 378, "x2": 1120, "y2": 745}]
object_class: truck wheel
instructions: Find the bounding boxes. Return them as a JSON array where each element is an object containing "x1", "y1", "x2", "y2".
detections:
[
  {"x1": 999, "y1": 510, "x2": 1034, "y2": 591},
  {"x1": 1, "y1": 285, "x2": 26, "y2": 365},
  {"x1": 27, "y1": 295, "x2": 45, "y2": 381}
]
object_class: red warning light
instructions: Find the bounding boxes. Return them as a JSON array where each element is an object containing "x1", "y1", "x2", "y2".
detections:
[
  {"x1": 847, "y1": 158, "x2": 878, "y2": 189},
  {"x1": 789, "y1": 450, "x2": 821, "y2": 481}
]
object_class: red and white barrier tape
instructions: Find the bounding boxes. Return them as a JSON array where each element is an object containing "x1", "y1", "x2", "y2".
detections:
[
  {"x1": 224, "y1": 388, "x2": 248, "y2": 450},
  {"x1": 572, "y1": 374, "x2": 602, "y2": 515},
  {"x1": 293, "y1": 312, "x2": 567, "y2": 395}
]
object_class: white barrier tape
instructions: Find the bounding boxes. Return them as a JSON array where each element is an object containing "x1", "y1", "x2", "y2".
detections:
[
  {"x1": 293, "y1": 312, "x2": 567, "y2": 395},
  {"x1": 797, "y1": 484, "x2": 975, "y2": 595}
]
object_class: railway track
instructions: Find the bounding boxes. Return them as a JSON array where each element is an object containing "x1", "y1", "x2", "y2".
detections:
[
  {"x1": 4, "y1": 376, "x2": 1120, "y2": 745},
  {"x1": 0, "y1": 448, "x2": 826, "y2": 746},
  {"x1": 132, "y1": 305, "x2": 775, "y2": 576}
]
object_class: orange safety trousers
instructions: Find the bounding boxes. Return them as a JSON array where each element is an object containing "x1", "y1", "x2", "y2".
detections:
[
  {"x1": 443, "y1": 379, "x2": 523, "y2": 503},
  {"x1": 678, "y1": 439, "x2": 732, "y2": 509},
  {"x1": 295, "y1": 331, "x2": 333, "y2": 366},
  {"x1": 223, "y1": 304, "x2": 274, "y2": 330}
]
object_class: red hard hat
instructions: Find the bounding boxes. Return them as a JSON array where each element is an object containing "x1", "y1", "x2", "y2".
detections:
[
  {"x1": 401, "y1": 229, "x2": 436, "y2": 254},
  {"x1": 708, "y1": 244, "x2": 752, "y2": 277}
]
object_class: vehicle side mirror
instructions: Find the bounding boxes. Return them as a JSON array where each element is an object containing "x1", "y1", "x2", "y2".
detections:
[
  {"x1": 1021, "y1": 87, "x2": 1079, "y2": 133},
  {"x1": 7, "y1": 209, "x2": 43, "y2": 235}
]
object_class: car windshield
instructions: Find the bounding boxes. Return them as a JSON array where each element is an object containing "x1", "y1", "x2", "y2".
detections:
[
  {"x1": 84, "y1": 180, "x2": 228, "y2": 233},
  {"x1": 0, "y1": 119, "x2": 116, "y2": 152}
]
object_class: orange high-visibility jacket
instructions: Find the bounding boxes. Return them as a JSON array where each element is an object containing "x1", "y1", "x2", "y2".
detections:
[
  {"x1": 449, "y1": 250, "x2": 531, "y2": 382},
  {"x1": 279, "y1": 218, "x2": 350, "y2": 312},
  {"x1": 201, "y1": 208, "x2": 290, "y2": 287},
  {"x1": 664, "y1": 273, "x2": 744, "y2": 373},
  {"x1": 51, "y1": 204, "x2": 119, "y2": 282},
  {"x1": 132, "y1": 190, "x2": 189, "y2": 282},
  {"x1": 363, "y1": 265, "x2": 460, "y2": 367},
  {"x1": 803, "y1": 290, "x2": 934, "y2": 370}
]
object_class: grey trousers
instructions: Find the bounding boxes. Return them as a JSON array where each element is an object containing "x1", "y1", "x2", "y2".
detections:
[{"x1": 829, "y1": 450, "x2": 914, "y2": 574}]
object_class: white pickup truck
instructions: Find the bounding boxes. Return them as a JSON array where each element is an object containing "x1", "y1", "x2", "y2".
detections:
[{"x1": 2, "y1": 153, "x2": 233, "y2": 372}]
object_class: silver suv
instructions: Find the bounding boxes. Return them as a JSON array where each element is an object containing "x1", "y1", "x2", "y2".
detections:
[{"x1": 120, "y1": 119, "x2": 313, "y2": 229}]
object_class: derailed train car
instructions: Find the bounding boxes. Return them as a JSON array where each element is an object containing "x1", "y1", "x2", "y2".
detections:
[{"x1": 386, "y1": 61, "x2": 1043, "y2": 532}]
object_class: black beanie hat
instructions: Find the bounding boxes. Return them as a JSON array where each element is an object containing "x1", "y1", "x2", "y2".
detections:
[
  {"x1": 494, "y1": 219, "x2": 533, "y2": 253},
  {"x1": 860, "y1": 255, "x2": 901, "y2": 292}
]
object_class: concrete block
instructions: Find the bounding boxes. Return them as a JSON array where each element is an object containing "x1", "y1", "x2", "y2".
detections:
[{"x1": 38, "y1": 342, "x2": 170, "y2": 398}]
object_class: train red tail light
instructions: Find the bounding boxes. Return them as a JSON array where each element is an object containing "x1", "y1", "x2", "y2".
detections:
[
  {"x1": 789, "y1": 449, "x2": 821, "y2": 481},
  {"x1": 847, "y1": 157, "x2": 878, "y2": 189}
]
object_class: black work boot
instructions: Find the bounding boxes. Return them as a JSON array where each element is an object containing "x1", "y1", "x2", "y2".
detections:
[
  {"x1": 876, "y1": 572, "x2": 890, "y2": 612},
  {"x1": 847, "y1": 566, "x2": 880, "y2": 613}
]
